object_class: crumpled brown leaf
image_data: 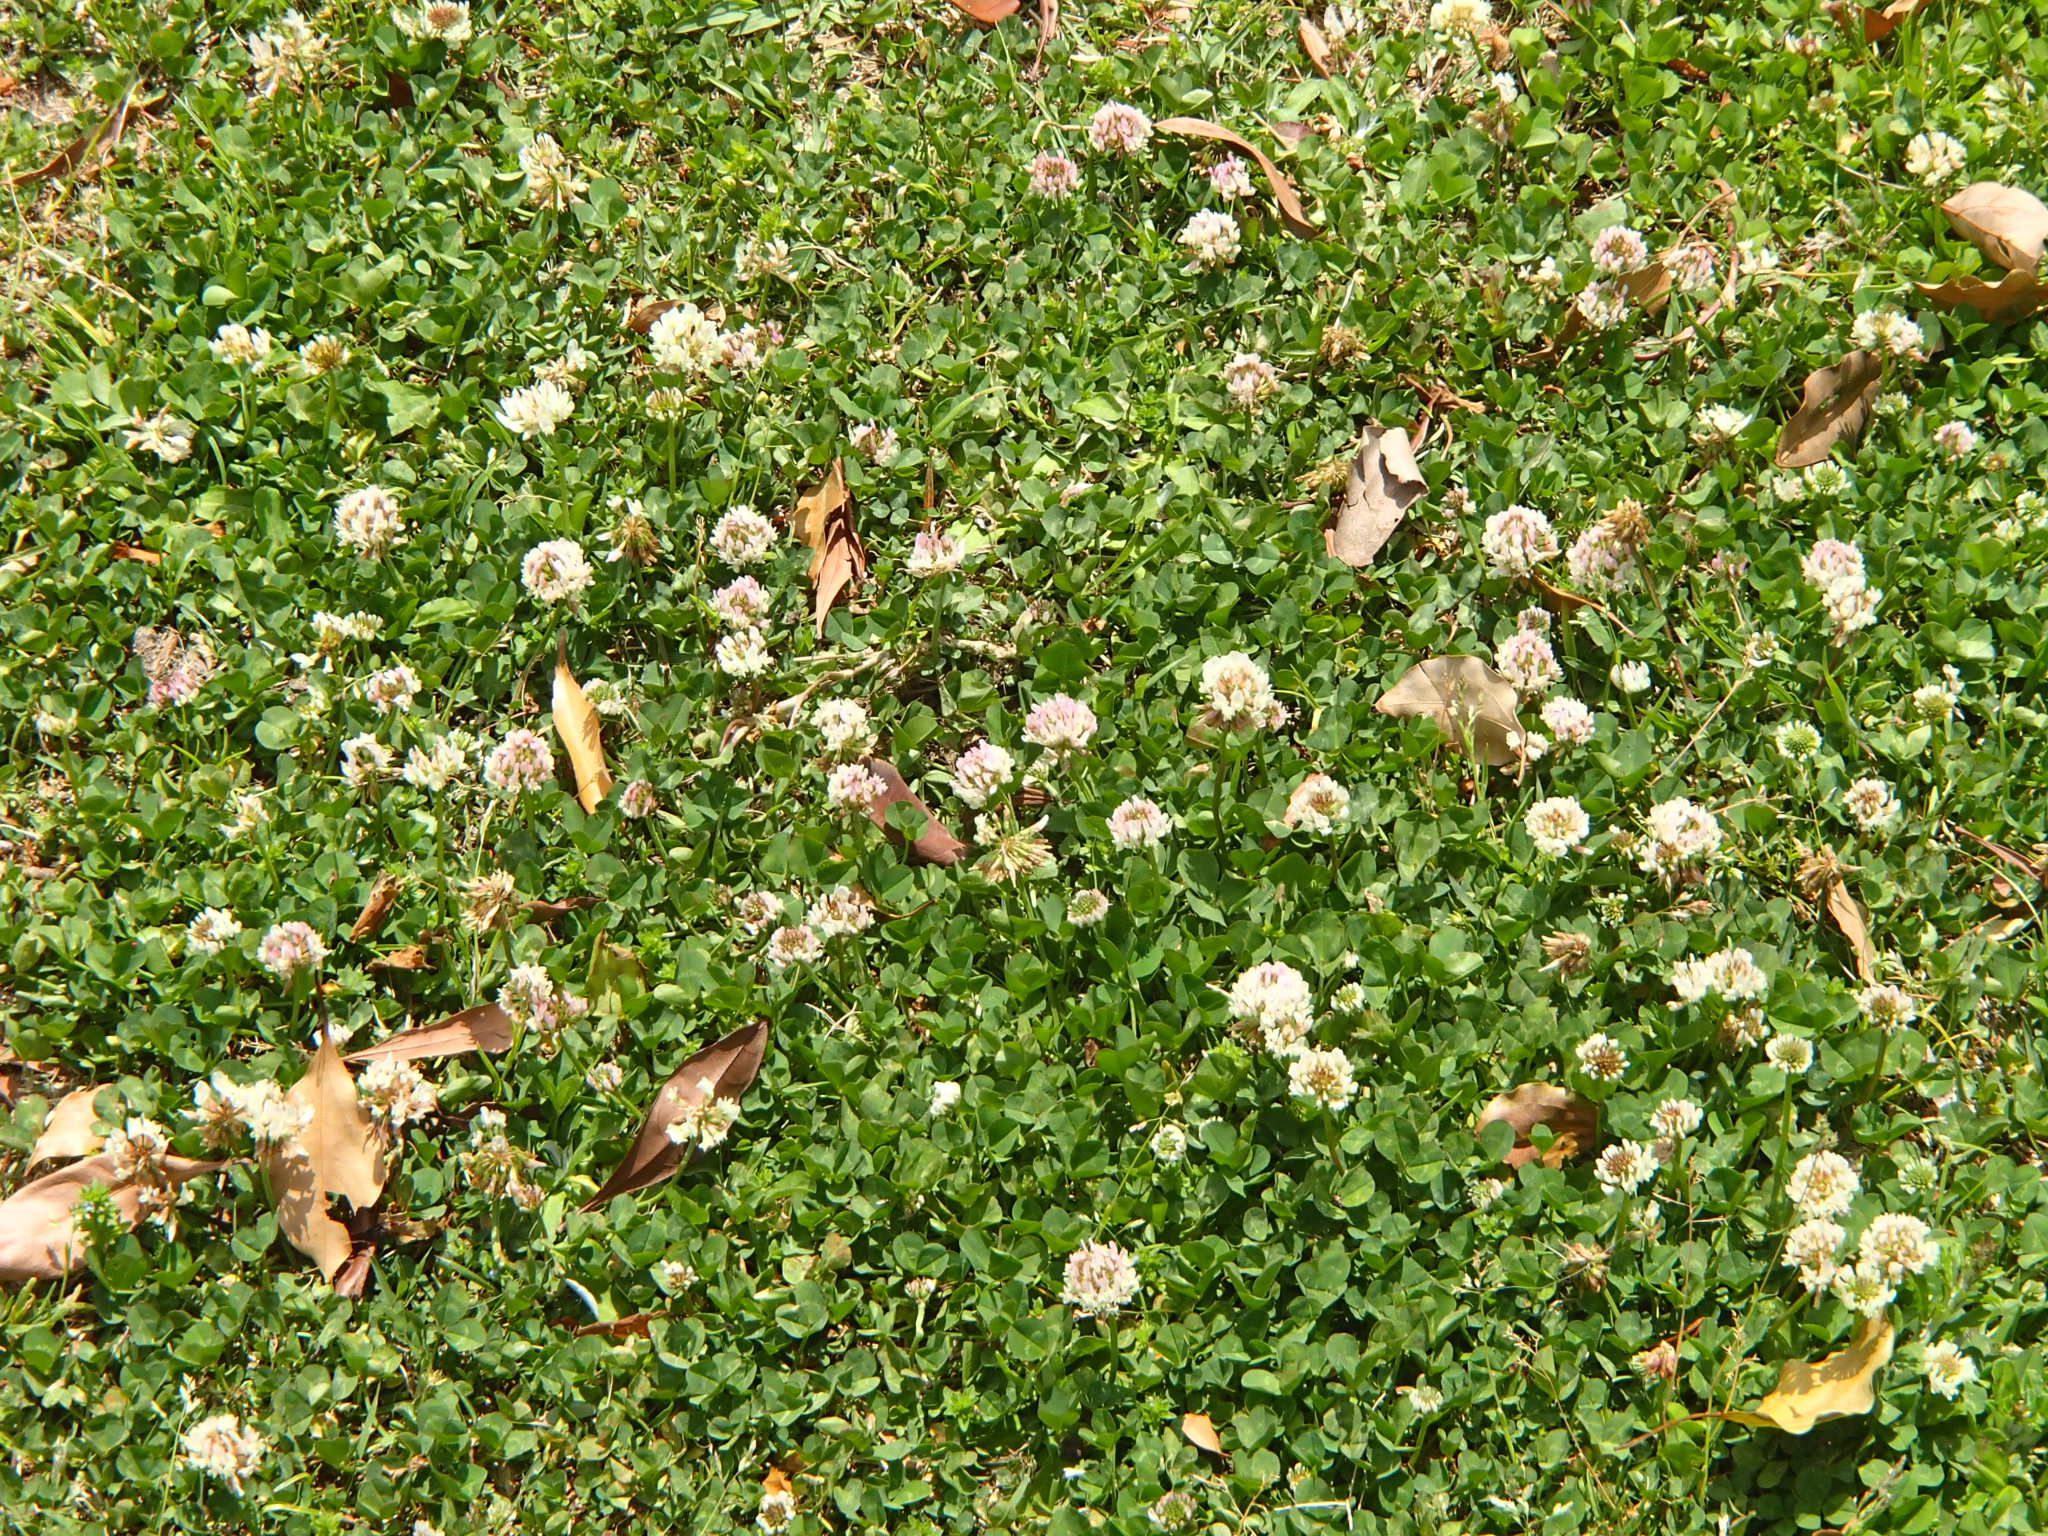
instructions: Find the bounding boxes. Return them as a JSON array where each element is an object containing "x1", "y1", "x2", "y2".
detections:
[
  {"x1": 1155, "y1": 118, "x2": 1317, "y2": 238},
  {"x1": 863, "y1": 758, "x2": 967, "y2": 865},
  {"x1": 947, "y1": 0, "x2": 1020, "y2": 21},
  {"x1": 6, "y1": 81, "x2": 142, "y2": 189},
  {"x1": 1775, "y1": 350, "x2": 1884, "y2": 469},
  {"x1": 1823, "y1": 877, "x2": 1879, "y2": 982},
  {"x1": 1841, "y1": 0, "x2": 1936, "y2": 42},
  {"x1": 1298, "y1": 17, "x2": 1333, "y2": 76},
  {"x1": 792, "y1": 459, "x2": 868, "y2": 640},
  {"x1": 1375, "y1": 656, "x2": 1524, "y2": 767},
  {"x1": 584, "y1": 1019, "x2": 770, "y2": 1209},
  {"x1": 349, "y1": 874, "x2": 401, "y2": 943},
  {"x1": 1326, "y1": 425, "x2": 1425, "y2": 567},
  {"x1": 267, "y1": 1036, "x2": 388, "y2": 1281},
  {"x1": 1915, "y1": 268, "x2": 2048, "y2": 323},
  {"x1": 1181, "y1": 1411, "x2": 1224, "y2": 1454},
  {"x1": 0, "y1": 1153, "x2": 224, "y2": 1282},
  {"x1": 1475, "y1": 1083, "x2": 1600, "y2": 1169},
  {"x1": 1728, "y1": 1316, "x2": 1894, "y2": 1433},
  {"x1": 346, "y1": 1003, "x2": 515, "y2": 1064},
  {"x1": 553, "y1": 640, "x2": 615, "y2": 814},
  {"x1": 1939, "y1": 182, "x2": 2048, "y2": 276},
  {"x1": 28, "y1": 1086, "x2": 108, "y2": 1168}
]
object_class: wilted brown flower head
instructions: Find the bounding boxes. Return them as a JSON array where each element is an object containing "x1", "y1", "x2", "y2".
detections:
[
  {"x1": 460, "y1": 870, "x2": 520, "y2": 933},
  {"x1": 1541, "y1": 930, "x2": 1593, "y2": 976},
  {"x1": 1561, "y1": 1240, "x2": 1610, "y2": 1292}
]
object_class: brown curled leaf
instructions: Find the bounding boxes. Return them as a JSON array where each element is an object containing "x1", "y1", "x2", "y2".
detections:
[
  {"x1": 0, "y1": 1153, "x2": 225, "y2": 1282},
  {"x1": 584, "y1": 1019, "x2": 770, "y2": 1208},
  {"x1": 1915, "y1": 268, "x2": 2048, "y2": 323},
  {"x1": 1476, "y1": 1083, "x2": 1600, "y2": 1169},
  {"x1": 1775, "y1": 350, "x2": 1884, "y2": 469},
  {"x1": 862, "y1": 758, "x2": 968, "y2": 866},
  {"x1": 1298, "y1": 17, "x2": 1333, "y2": 76},
  {"x1": 347, "y1": 1002, "x2": 515, "y2": 1064},
  {"x1": 1326, "y1": 424, "x2": 1425, "y2": 567},
  {"x1": 948, "y1": 0, "x2": 1021, "y2": 21},
  {"x1": 1155, "y1": 117, "x2": 1317, "y2": 238},
  {"x1": 1376, "y1": 656, "x2": 1524, "y2": 768},
  {"x1": 791, "y1": 459, "x2": 868, "y2": 639},
  {"x1": 349, "y1": 874, "x2": 401, "y2": 943}
]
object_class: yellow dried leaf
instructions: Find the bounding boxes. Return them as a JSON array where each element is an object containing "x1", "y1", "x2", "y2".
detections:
[
  {"x1": 1375, "y1": 656, "x2": 1524, "y2": 768},
  {"x1": 553, "y1": 641, "x2": 614, "y2": 814},
  {"x1": 1823, "y1": 877, "x2": 1878, "y2": 982},
  {"x1": 27, "y1": 1086, "x2": 107, "y2": 1168},
  {"x1": 1729, "y1": 1316, "x2": 1894, "y2": 1434},
  {"x1": 267, "y1": 1036, "x2": 388, "y2": 1281}
]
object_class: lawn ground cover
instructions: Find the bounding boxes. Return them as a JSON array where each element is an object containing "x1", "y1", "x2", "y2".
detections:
[{"x1": 3, "y1": 0, "x2": 2048, "y2": 1532}]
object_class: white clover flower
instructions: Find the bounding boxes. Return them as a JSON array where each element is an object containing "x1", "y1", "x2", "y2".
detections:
[
  {"x1": 1228, "y1": 961, "x2": 1316, "y2": 1056},
  {"x1": 1428, "y1": 0, "x2": 1493, "y2": 39},
  {"x1": 1024, "y1": 693, "x2": 1097, "y2": 753},
  {"x1": 209, "y1": 322, "x2": 273, "y2": 368},
  {"x1": 953, "y1": 740, "x2": 1016, "y2": 807},
  {"x1": 1922, "y1": 1339, "x2": 1977, "y2": 1399},
  {"x1": 124, "y1": 408, "x2": 196, "y2": 464},
  {"x1": 402, "y1": 735, "x2": 471, "y2": 793},
  {"x1": 1575, "y1": 280, "x2": 1630, "y2": 332},
  {"x1": 1525, "y1": 796, "x2": 1591, "y2": 857},
  {"x1": 1933, "y1": 420, "x2": 1977, "y2": 460},
  {"x1": 394, "y1": 1, "x2": 473, "y2": 43},
  {"x1": 340, "y1": 733, "x2": 393, "y2": 788},
  {"x1": 1902, "y1": 129, "x2": 1965, "y2": 185},
  {"x1": 1208, "y1": 155, "x2": 1255, "y2": 200},
  {"x1": 1831, "y1": 1258, "x2": 1896, "y2": 1317},
  {"x1": 182, "y1": 1414, "x2": 269, "y2": 1489},
  {"x1": 1537, "y1": 697, "x2": 1594, "y2": 747},
  {"x1": 649, "y1": 302, "x2": 723, "y2": 373},
  {"x1": 1028, "y1": 151, "x2": 1081, "y2": 200},
  {"x1": 1086, "y1": 102, "x2": 1152, "y2": 156},
  {"x1": 483, "y1": 728, "x2": 555, "y2": 794},
  {"x1": 1200, "y1": 651, "x2": 1280, "y2": 731},
  {"x1": 1668, "y1": 242, "x2": 1715, "y2": 295},
  {"x1": 1590, "y1": 225, "x2": 1648, "y2": 275},
  {"x1": 359, "y1": 1057, "x2": 439, "y2": 1131},
  {"x1": 361, "y1": 664, "x2": 421, "y2": 716},
  {"x1": 710, "y1": 506, "x2": 778, "y2": 566},
  {"x1": 714, "y1": 627, "x2": 774, "y2": 679},
  {"x1": 1637, "y1": 797, "x2": 1720, "y2": 882},
  {"x1": 1611, "y1": 659, "x2": 1652, "y2": 694},
  {"x1": 928, "y1": 1080, "x2": 963, "y2": 1117},
  {"x1": 1784, "y1": 1217, "x2": 1845, "y2": 1292},
  {"x1": 1283, "y1": 773, "x2": 1351, "y2": 835},
  {"x1": 825, "y1": 762, "x2": 887, "y2": 816},
  {"x1": 495, "y1": 379, "x2": 575, "y2": 438},
  {"x1": 521, "y1": 539, "x2": 594, "y2": 605},
  {"x1": 1856, "y1": 983, "x2": 1919, "y2": 1032},
  {"x1": 1849, "y1": 307, "x2": 1923, "y2": 358},
  {"x1": 712, "y1": 576, "x2": 772, "y2": 628},
  {"x1": 1567, "y1": 521, "x2": 1639, "y2": 592},
  {"x1": 1691, "y1": 405, "x2": 1752, "y2": 446},
  {"x1": 1179, "y1": 209, "x2": 1242, "y2": 269},
  {"x1": 1842, "y1": 776, "x2": 1900, "y2": 832},
  {"x1": 619, "y1": 779, "x2": 658, "y2": 818},
  {"x1": 1108, "y1": 796, "x2": 1171, "y2": 850},
  {"x1": 257, "y1": 921, "x2": 328, "y2": 980},
  {"x1": 1765, "y1": 1034, "x2": 1815, "y2": 1074},
  {"x1": 1149, "y1": 1122, "x2": 1187, "y2": 1162},
  {"x1": 906, "y1": 530, "x2": 964, "y2": 578},
  {"x1": 1222, "y1": 351, "x2": 1279, "y2": 409},
  {"x1": 1594, "y1": 1140, "x2": 1659, "y2": 1194},
  {"x1": 1787, "y1": 1149, "x2": 1860, "y2": 1218},
  {"x1": 1061, "y1": 1240, "x2": 1141, "y2": 1314},
  {"x1": 187, "y1": 907, "x2": 244, "y2": 956},
  {"x1": 1496, "y1": 630, "x2": 1561, "y2": 694},
  {"x1": 519, "y1": 131, "x2": 587, "y2": 209},
  {"x1": 1576, "y1": 1032, "x2": 1628, "y2": 1083},
  {"x1": 1068, "y1": 888, "x2": 1111, "y2": 926},
  {"x1": 805, "y1": 885, "x2": 874, "y2": 940},
  {"x1": 1480, "y1": 505, "x2": 1558, "y2": 577},
  {"x1": 1858, "y1": 1212, "x2": 1938, "y2": 1280},
  {"x1": 1650, "y1": 1098, "x2": 1703, "y2": 1138},
  {"x1": 334, "y1": 486, "x2": 405, "y2": 557},
  {"x1": 812, "y1": 700, "x2": 875, "y2": 758},
  {"x1": 1288, "y1": 1047, "x2": 1358, "y2": 1111}
]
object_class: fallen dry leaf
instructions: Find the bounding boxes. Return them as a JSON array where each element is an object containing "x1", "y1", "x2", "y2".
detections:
[
  {"x1": 369, "y1": 944, "x2": 430, "y2": 971},
  {"x1": 349, "y1": 874, "x2": 401, "y2": 943},
  {"x1": 6, "y1": 81, "x2": 141, "y2": 189},
  {"x1": 553, "y1": 640, "x2": 615, "y2": 814},
  {"x1": 1915, "y1": 268, "x2": 2048, "y2": 323},
  {"x1": 1375, "y1": 656, "x2": 1524, "y2": 768},
  {"x1": 27, "y1": 1086, "x2": 107, "y2": 1168},
  {"x1": 1622, "y1": 261, "x2": 1673, "y2": 315},
  {"x1": 1326, "y1": 425, "x2": 1425, "y2": 567},
  {"x1": 625, "y1": 298, "x2": 677, "y2": 334},
  {"x1": 563, "y1": 1311, "x2": 659, "y2": 1339},
  {"x1": 584, "y1": 1019, "x2": 770, "y2": 1209},
  {"x1": 1155, "y1": 117, "x2": 1317, "y2": 238},
  {"x1": 1181, "y1": 1412, "x2": 1224, "y2": 1454},
  {"x1": 107, "y1": 541, "x2": 162, "y2": 566},
  {"x1": 1476, "y1": 1082, "x2": 1599, "y2": 1169},
  {"x1": 947, "y1": 0, "x2": 1020, "y2": 21},
  {"x1": 1823, "y1": 877, "x2": 1879, "y2": 982},
  {"x1": 0, "y1": 1153, "x2": 224, "y2": 1283},
  {"x1": 1859, "y1": 0, "x2": 1933, "y2": 40},
  {"x1": 525, "y1": 895, "x2": 601, "y2": 923},
  {"x1": 347, "y1": 1003, "x2": 515, "y2": 1064},
  {"x1": 1729, "y1": 1316, "x2": 1894, "y2": 1433},
  {"x1": 1775, "y1": 350, "x2": 1883, "y2": 469},
  {"x1": 1939, "y1": 182, "x2": 2048, "y2": 275},
  {"x1": 791, "y1": 459, "x2": 868, "y2": 640},
  {"x1": 1298, "y1": 17, "x2": 1333, "y2": 76},
  {"x1": 267, "y1": 1036, "x2": 388, "y2": 1281},
  {"x1": 863, "y1": 758, "x2": 968, "y2": 865}
]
